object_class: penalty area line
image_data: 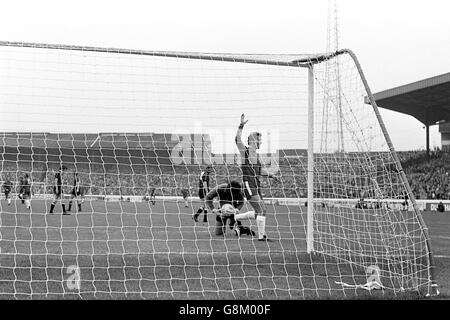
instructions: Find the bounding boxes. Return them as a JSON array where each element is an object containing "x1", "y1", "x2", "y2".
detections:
[{"x1": 434, "y1": 235, "x2": 450, "y2": 240}]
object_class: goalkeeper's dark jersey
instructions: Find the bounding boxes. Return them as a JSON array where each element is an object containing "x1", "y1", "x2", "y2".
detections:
[{"x1": 216, "y1": 184, "x2": 244, "y2": 209}]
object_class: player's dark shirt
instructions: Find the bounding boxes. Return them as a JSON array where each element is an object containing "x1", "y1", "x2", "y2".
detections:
[
  {"x1": 72, "y1": 175, "x2": 81, "y2": 194},
  {"x1": 18, "y1": 178, "x2": 25, "y2": 192},
  {"x1": 198, "y1": 171, "x2": 210, "y2": 190},
  {"x1": 22, "y1": 177, "x2": 31, "y2": 194},
  {"x1": 181, "y1": 189, "x2": 189, "y2": 197},
  {"x1": 216, "y1": 184, "x2": 244, "y2": 208},
  {"x1": 241, "y1": 147, "x2": 261, "y2": 183},
  {"x1": 3, "y1": 181, "x2": 12, "y2": 193},
  {"x1": 73, "y1": 176, "x2": 80, "y2": 188},
  {"x1": 54, "y1": 172, "x2": 63, "y2": 195}
]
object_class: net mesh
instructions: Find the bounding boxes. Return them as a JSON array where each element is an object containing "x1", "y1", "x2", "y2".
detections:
[{"x1": 0, "y1": 42, "x2": 433, "y2": 299}]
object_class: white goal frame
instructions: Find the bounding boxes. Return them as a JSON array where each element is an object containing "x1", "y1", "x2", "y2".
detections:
[{"x1": 0, "y1": 40, "x2": 438, "y2": 297}]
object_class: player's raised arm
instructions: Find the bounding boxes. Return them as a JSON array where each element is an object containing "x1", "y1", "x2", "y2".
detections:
[{"x1": 235, "y1": 114, "x2": 248, "y2": 155}]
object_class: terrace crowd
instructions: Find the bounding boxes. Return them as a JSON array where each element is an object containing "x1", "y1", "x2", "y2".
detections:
[{"x1": 1, "y1": 149, "x2": 449, "y2": 200}]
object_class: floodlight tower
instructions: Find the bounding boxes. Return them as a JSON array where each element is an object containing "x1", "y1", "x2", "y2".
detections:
[{"x1": 321, "y1": 0, "x2": 344, "y2": 153}]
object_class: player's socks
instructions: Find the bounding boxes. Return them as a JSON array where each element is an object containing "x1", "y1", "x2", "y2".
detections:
[
  {"x1": 239, "y1": 226, "x2": 255, "y2": 237},
  {"x1": 235, "y1": 211, "x2": 255, "y2": 221},
  {"x1": 62, "y1": 204, "x2": 68, "y2": 215},
  {"x1": 49, "y1": 203, "x2": 55, "y2": 214},
  {"x1": 256, "y1": 215, "x2": 266, "y2": 240},
  {"x1": 193, "y1": 207, "x2": 203, "y2": 222},
  {"x1": 258, "y1": 235, "x2": 271, "y2": 242},
  {"x1": 203, "y1": 210, "x2": 208, "y2": 223},
  {"x1": 78, "y1": 203, "x2": 82, "y2": 212},
  {"x1": 7, "y1": 199, "x2": 11, "y2": 205},
  {"x1": 68, "y1": 201, "x2": 72, "y2": 212},
  {"x1": 25, "y1": 200, "x2": 31, "y2": 210}
]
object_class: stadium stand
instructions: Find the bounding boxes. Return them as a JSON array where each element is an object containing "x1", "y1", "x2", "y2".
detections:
[
  {"x1": 1, "y1": 132, "x2": 450, "y2": 200},
  {"x1": 1, "y1": 149, "x2": 449, "y2": 201}
]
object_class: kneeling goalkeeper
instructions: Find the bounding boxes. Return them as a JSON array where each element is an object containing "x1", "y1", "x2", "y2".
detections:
[{"x1": 204, "y1": 180, "x2": 255, "y2": 237}]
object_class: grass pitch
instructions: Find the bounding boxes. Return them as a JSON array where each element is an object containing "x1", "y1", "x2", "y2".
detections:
[{"x1": 0, "y1": 199, "x2": 449, "y2": 300}]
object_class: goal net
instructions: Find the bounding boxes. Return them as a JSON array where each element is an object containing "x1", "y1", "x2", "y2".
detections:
[{"x1": 0, "y1": 41, "x2": 436, "y2": 299}]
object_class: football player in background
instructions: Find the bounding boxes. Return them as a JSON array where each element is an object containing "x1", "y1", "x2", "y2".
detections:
[
  {"x1": 2, "y1": 178, "x2": 13, "y2": 206},
  {"x1": 193, "y1": 165, "x2": 213, "y2": 223},
  {"x1": 67, "y1": 172, "x2": 83, "y2": 212},
  {"x1": 20, "y1": 173, "x2": 32, "y2": 210},
  {"x1": 181, "y1": 188, "x2": 189, "y2": 208},
  {"x1": 49, "y1": 166, "x2": 68, "y2": 215}
]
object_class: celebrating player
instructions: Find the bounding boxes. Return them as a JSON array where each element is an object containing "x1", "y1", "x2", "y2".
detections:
[
  {"x1": 2, "y1": 178, "x2": 13, "y2": 205},
  {"x1": 235, "y1": 114, "x2": 278, "y2": 241},
  {"x1": 67, "y1": 172, "x2": 83, "y2": 212},
  {"x1": 193, "y1": 165, "x2": 212, "y2": 223},
  {"x1": 204, "y1": 180, "x2": 255, "y2": 237},
  {"x1": 49, "y1": 166, "x2": 68, "y2": 215}
]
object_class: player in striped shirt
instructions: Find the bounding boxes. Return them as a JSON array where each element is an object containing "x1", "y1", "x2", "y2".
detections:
[
  {"x1": 193, "y1": 165, "x2": 212, "y2": 223},
  {"x1": 49, "y1": 166, "x2": 68, "y2": 215},
  {"x1": 67, "y1": 172, "x2": 83, "y2": 212}
]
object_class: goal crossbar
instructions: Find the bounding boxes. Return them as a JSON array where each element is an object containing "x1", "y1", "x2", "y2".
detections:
[{"x1": 0, "y1": 40, "x2": 343, "y2": 68}]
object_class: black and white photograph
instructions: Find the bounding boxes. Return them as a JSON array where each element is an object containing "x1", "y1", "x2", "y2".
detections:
[{"x1": 0, "y1": 0, "x2": 449, "y2": 315}]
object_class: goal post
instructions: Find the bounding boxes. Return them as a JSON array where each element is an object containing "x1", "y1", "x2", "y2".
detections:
[
  {"x1": 0, "y1": 40, "x2": 438, "y2": 299},
  {"x1": 344, "y1": 48, "x2": 438, "y2": 295},
  {"x1": 307, "y1": 64, "x2": 315, "y2": 254}
]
